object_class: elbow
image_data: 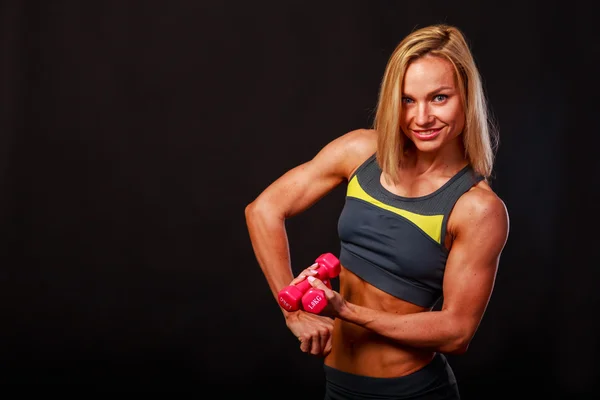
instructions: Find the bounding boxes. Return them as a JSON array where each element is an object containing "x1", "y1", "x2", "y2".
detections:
[
  {"x1": 438, "y1": 314, "x2": 478, "y2": 355},
  {"x1": 245, "y1": 200, "x2": 257, "y2": 220},
  {"x1": 245, "y1": 198, "x2": 283, "y2": 224},
  {"x1": 245, "y1": 201, "x2": 262, "y2": 226},
  {"x1": 441, "y1": 325, "x2": 474, "y2": 355},
  {"x1": 245, "y1": 197, "x2": 267, "y2": 217},
  {"x1": 445, "y1": 339, "x2": 470, "y2": 355}
]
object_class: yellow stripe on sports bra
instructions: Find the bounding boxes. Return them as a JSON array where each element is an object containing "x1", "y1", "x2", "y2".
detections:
[{"x1": 347, "y1": 176, "x2": 444, "y2": 244}]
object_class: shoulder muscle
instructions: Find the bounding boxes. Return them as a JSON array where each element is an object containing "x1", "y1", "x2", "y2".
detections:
[
  {"x1": 312, "y1": 128, "x2": 377, "y2": 180},
  {"x1": 451, "y1": 187, "x2": 510, "y2": 253}
]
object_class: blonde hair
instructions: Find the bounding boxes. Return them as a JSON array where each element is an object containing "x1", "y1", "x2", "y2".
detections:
[{"x1": 373, "y1": 24, "x2": 498, "y2": 182}]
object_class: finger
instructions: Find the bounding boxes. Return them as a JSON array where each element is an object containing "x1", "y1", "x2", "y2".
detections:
[
  {"x1": 323, "y1": 337, "x2": 333, "y2": 356},
  {"x1": 290, "y1": 273, "x2": 310, "y2": 286},
  {"x1": 307, "y1": 262, "x2": 319, "y2": 270},
  {"x1": 310, "y1": 332, "x2": 322, "y2": 355},
  {"x1": 290, "y1": 263, "x2": 319, "y2": 285},
  {"x1": 319, "y1": 329, "x2": 329, "y2": 354},
  {"x1": 307, "y1": 276, "x2": 332, "y2": 295},
  {"x1": 303, "y1": 263, "x2": 319, "y2": 277},
  {"x1": 299, "y1": 335, "x2": 312, "y2": 353}
]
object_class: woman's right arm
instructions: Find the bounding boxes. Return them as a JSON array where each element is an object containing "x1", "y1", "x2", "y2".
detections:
[{"x1": 244, "y1": 128, "x2": 376, "y2": 355}]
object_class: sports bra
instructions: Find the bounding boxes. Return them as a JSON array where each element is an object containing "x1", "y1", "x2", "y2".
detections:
[{"x1": 337, "y1": 153, "x2": 484, "y2": 307}]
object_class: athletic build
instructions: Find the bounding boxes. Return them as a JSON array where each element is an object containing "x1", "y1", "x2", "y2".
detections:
[{"x1": 245, "y1": 24, "x2": 509, "y2": 399}]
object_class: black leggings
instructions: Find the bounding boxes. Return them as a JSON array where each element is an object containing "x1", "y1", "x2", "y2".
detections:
[{"x1": 323, "y1": 353, "x2": 460, "y2": 400}]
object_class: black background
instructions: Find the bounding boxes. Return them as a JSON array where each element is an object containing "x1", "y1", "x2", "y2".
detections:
[{"x1": 1, "y1": 0, "x2": 599, "y2": 397}]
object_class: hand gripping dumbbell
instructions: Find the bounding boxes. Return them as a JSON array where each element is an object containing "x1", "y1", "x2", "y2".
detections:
[{"x1": 278, "y1": 253, "x2": 340, "y2": 312}]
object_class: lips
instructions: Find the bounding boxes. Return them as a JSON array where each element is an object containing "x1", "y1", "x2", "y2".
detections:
[{"x1": 412, "y1": 128, "x2": 442, "y2": 141}]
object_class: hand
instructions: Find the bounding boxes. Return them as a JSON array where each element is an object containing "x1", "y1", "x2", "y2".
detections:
[
  {"x1": 288, "y1": 262, "x2": 319, "y2": 286},
  {"x1": 306, "y1": 275, "x2": 346, "y2": 319},
  {"x1": 283, "y1": 262, "x2": 334, "y2": 356},
  {"x1": 285, "y1": 310, "x2": 334, "y2": 357}
]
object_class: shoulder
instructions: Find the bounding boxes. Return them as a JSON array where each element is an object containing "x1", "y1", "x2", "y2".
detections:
[
  {"x1": 456, "y1": 182, "x2": 509, "y2": 226},
  {"x1": 316, "y1": 128, "x2": 378, "y2": 179},
  {"x1": 451, "y1": 182, "x2": 510, "y2": 245},
  {"x1": 334, "y1": 128, "x2": 377, "y2": 155}
]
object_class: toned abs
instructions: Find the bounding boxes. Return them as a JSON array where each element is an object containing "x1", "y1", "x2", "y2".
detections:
[{"x1": 325, "y1": 266, "x2": 437, "y2": 378}]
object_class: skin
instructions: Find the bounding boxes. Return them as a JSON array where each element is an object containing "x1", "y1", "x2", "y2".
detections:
[{"x1": 245, "y1": 54, "x2": 510, "y2": 378}]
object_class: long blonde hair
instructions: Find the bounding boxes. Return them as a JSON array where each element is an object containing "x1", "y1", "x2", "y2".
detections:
[{"x1": 373, "y1": 24, "x2": 498, "y2": 182}]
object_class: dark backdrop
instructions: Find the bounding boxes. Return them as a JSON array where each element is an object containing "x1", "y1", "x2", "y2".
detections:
[{"x1": 1, "y1": 0, "x2": 598, "y2": 397}]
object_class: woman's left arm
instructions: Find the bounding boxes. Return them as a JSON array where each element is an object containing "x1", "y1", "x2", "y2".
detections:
[{"x1": 308, "y1": 187, "x2": 510, "y2": 354}]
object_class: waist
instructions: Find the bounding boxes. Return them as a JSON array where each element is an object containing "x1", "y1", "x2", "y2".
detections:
[
  {"x1": 325, "y1": 317, "x2": 435, "y2": 377},
  {"x1": 323, "y1": 352, "x2": 459, "y2": 399}
]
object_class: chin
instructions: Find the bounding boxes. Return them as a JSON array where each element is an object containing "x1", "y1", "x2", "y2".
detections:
[{"x1": 411, "y1": 140, "x2": 443, "y2": 153}]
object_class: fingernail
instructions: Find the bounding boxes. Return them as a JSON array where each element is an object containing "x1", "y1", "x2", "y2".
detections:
[{"x1": 307, "y1": 276, "x2": 315, "y2": 283}]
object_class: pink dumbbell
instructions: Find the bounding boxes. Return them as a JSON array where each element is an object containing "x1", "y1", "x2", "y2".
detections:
[
  {"x1": 278, "y1": 253, "x2": 340, "y2": 312},
  {"x1": 301, "y1": 263, "x2": 339, "y2": 314}
]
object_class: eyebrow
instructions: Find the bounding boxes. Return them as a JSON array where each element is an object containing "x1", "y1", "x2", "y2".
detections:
[{"x1": 403, "y1": 86, "x2": 455, "y2": 97}]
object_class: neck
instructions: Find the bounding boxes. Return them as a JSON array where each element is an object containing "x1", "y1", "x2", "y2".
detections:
[{"x1": 403, "y1": 137, "x2": 467, "y2": 176}]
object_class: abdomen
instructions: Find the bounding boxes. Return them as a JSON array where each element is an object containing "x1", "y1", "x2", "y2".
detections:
[{"x1": 325, "y1": 267, "x2": 435, "y2": 377}]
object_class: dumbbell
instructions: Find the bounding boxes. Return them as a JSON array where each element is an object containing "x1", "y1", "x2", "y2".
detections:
[{"x1": 277, "y1": 253, "x2": 340, "y2": 312}]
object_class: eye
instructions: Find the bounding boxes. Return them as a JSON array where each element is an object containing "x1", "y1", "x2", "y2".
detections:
[
  {"x1": 401, "y1": 97, "x2": 414, "y2": 104},
  {"x1": 433, "y1": 94, "x2": 448, "y2": 102}
]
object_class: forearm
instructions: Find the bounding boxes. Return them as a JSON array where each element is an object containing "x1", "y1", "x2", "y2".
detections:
[
  {"x1": 245, "y1": 203, "x2": 295, "y2": 314},
  {"x1": 339, "y1": 303, "x2": 470, "y2": 354}
]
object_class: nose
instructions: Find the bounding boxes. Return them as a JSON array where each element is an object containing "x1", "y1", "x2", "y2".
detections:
[{"x1": 415, "y1": 103, "x2": 434, "y2": 126}]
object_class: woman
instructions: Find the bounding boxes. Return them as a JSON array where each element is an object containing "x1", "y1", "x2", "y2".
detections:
[{"x1": 245, "y1": 24, "x2": 509, "y2": 399}]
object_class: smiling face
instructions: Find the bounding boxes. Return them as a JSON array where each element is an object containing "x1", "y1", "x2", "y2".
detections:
[{"x1": 401, "y1": 54, "x2": 465, "y2": 154}]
